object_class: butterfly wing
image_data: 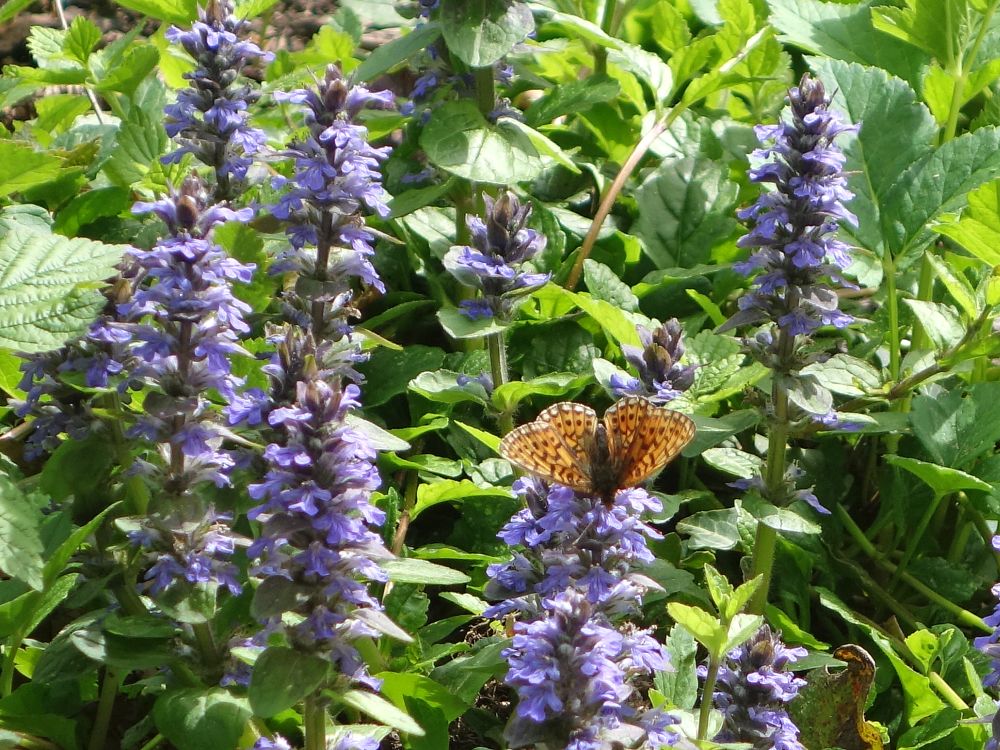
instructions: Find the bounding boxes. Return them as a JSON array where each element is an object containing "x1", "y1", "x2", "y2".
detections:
[
  {"x1": 500, "y1": 402, "x2": 597, "y2": 492},
  {"x1": 603, "y1": 396, "x2": 695, "y2": 488}
]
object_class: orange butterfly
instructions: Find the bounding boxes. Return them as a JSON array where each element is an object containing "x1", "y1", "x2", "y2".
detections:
[{"x1": 499, "y1": 396, "x2": 695, "y2": 507}]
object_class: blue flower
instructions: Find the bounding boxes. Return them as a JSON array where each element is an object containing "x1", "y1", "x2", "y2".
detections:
[
  {"x1": 502, "y1": 588, "x2": 677, "y2": 749},
  {"x1": 703, "y1": 625, "x2": 807, "y2": 750},
  {"x1": 247, "y1": 335, "x2": 391, "y2": 680},
  {"x1": 163, "y1": 0, "x2": 272, "y2": 193},
  {"x1": 445, "y1": 192, "x2": 549, "y2": 322},
  {"x1": 724, "y1": 74, "x2": 857, "y2": 339},
  {"x1": 612, "y1": 320, "x2": 697, "y2": 404},
  {"x1": 268, "y1": 66, "x2": 393, "y2": 338}
]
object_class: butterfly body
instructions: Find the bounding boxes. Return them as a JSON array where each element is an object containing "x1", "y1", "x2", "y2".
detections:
[{"x1": 499, "y1": 396, "x2": 696, "y2": 507}]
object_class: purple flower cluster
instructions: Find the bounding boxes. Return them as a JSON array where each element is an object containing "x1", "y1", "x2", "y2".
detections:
[
  {"x1": 486, "y1": 478, "x2": 664, "y2": 612},
  {"x1": 974, "y1": 535, "x2": 1000, "y2": 748},
  {"x1": 486, "y1": 478, "x2": 677, "y2": 748},
  {"x1": 269, "y1": 65, "x2": 392, "y2": 336},
  {"x1": 704, "y1": 625, "x2": 806, "y2": 750},
  {"x1": 246, "y1": 334, "x2": 390, "y2": 682},
  {"x1": 502, "y1": 588, "x2": 677, "y2": 750},
  {"x1": 117, "y1": 175, "x2": 254, "y2": 594},
  {"x1": 445, "y1": 192, "x2": 549, "y2": 322},
  {"x1": 610, "y1": 320, "x2": 697, "y2": 404},
  {"x1": 163, "y1": 0, "x2": 272, "y2": 196},
  {"x1": 253, "y1": 733, "x2": 378, "y2": 750},
  {"x1": 726, "y1": 74, "x2": 856, "y2": 340}
]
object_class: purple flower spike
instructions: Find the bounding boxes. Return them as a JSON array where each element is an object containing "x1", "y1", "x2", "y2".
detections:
[
  {"x1": 268, "y1": 65, "x2": 393, "y2": 339},
  {"x1": 163, "y1": 0, "x2": 272, "y2": 196},
  {"x1": 703, "y1": 625, "x2": 807, "y2": 750},
  {"x1": 612, "y1": 319, "x2": 697, "y2": 404},
  {"x1": 724, "y1": 74, "x2": 857, "y2": 339},
  {"x1": 445, "y1": 191, "x2": 549, "y2": 322}
]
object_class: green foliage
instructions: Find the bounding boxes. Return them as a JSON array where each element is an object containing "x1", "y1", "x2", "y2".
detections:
[{"x1": 1, "y1": 0, "x2": 1000, "y2": 748}]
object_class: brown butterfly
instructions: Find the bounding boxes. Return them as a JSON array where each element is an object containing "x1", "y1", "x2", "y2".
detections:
[{"x1": 499, "y1": 396, "x2": 696, "y2": 507}]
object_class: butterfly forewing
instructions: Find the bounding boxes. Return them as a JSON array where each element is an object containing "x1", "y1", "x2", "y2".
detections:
[
  {"x1": 499, "y1": 408, "x2": 594, "y2": 492},
  {"x1": 603, "y1": 397, "x2": 695, "y2": 488}
]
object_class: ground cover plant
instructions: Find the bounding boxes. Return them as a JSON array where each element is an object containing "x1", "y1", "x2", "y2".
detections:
[{"x1": 1, "y1": 0, "x2": 1000, "y2": 748}]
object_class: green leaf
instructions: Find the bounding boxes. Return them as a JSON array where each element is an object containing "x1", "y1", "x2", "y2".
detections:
[
  {"x1": 800, "y1": 353, "x2": 883, "y2": 397},
  {"x1": 436, "y1": 306, "x2": 509, "y2": 340},
  {"x1": 553, "y1": 286, "x2": 644, "y2": 347},
  {"x1": 93, "y1": 44, "x2": 159, "y2": 97},
  {"x1": 743, "y1": 495, "x2": 822, "y2": 535},
  {"x1": 153, "y1": 688, "x2": 251, "y2": 750},
  {"x1": 381, "y1": 558, "x2": 471, "y2": 586},
  {"x1": 667, "y1": 603, "x2": 725, "y2": 654},
  {"x1": 582, "y1": 260, "x2": 639, "y2": 312},
  {"x1": 902, "y1": 300, "x2": 965, "y2": 349},
  {"x1": 871, "y1": 0, "x2": 966, "y2": 65},
  {"x1": 340, "y1": 690, "x2": 425, "y2": 736},
  {"x1": 101, "y1": 103, "x2": 169, "y2": 187},
  {"x1": 910, "y1": 384, "x2": 1000, "y2": 468},
  {"x1": 64, "y1": 17, "x2": 101, "y2": 63},
  {"x1": 496, "y1": 117, "x2": 580, "y2": 173},
  {"x1": 52, "y1": 187, "x2": 130, "y2": 236},
  {"x1": 0, "y1": 228, "x2": 125, "y2": 352},
  {"x1": 358, "y1": 345, "x2": 446, "y2": 407},
  {"x1": 634, "y1": 152, "x2": 738, "y2": 269},
  {"x1": 377, "y1": 673, "x2": 469, "y2": 722},
  {"x1": 886, "y1": 455, "x2": 992, "y2": 495},
  {"x1": 703, "y1": 565, "x2": 734, "y2": 611},
  {"x1": 0, "y1": 142, "x2": 63, "y2": 198},
  {"x1": 925, "y1": 253, "x2": 980, "y2": 320},
  {"x1": 429, "y1": 638, "x2": 507, "y2": 704},
  {"x1": 412, "y1": 479, "x2": 512, "y2": 520},
  {"x1": 355, "y1": 22, "x2": 442, "y2": 82},
  {"x1": 524, "y1": 75, "x2": 620, "y2": 127},
  {"x1": 409, "y1": 370, "x2": 488, "y2": 406},
  {"x1": 883, "y1": 125, "x2": 1000, "y2": 264},
  {"x1": 492, "y1": 372, "x2": 590, "y2": 413},
  {"x1": 0, "y1": 0, "x2": 34, "y2": 25},
  {"x1": 249, "y1": 647, "x2": 329, "y2": 717},
  {"x1": 113, "y1": 0, "x2": 196, "y2": 24},
  {"x1": 0, "y1": 475, "x2": 44, "y2": 591},
  {"x1": 769, "y1": 0, "x2": 928, "y2": 90},
  {"x1": 676, "y1": 508, "x2": 741, "y2": 550},
  {"x1": 933, "y1": 179, "x2": 1000, "y2": 265},
  {"x1": 896, "y1": 707, "x2": 962, "y2": 750},
  {"x1": 439, "y1": 0, "x2": 534, "y2": 67},
  {"x1": 701, "y1": 447, "x2": 761, "y2": 479},
  {"x1": 420, "y1": 100, "x2": 545, "y2": 184},
  {"x1": 607, "y1": 42, "x2": 673, "y2": 103},
  {"x1": 723, "y1": 613, "x2": 765, "y2": 653},
  {"x1": 806, "y1": 58, "x2": 936, "y2": 260},
  {"x1": 344, "y1": 414, "x2": 411, "y2": 453},
  {"x1": 654, "y1": 623, "x2": 698, "y2": 709}
]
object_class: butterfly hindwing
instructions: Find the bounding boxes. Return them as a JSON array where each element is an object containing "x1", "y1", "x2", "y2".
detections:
[
  {"x1": 499, "y1": 417, "x2": 592, "y2": 492},
  {"x1": 604, "y1": 397, "x2": 696, "y2": 488}
]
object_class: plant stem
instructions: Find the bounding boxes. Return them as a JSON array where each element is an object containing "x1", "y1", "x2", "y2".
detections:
[
  {"x1": 882, "y1": 253, "x2": 901, "y2": 383},
  {"x1": 889, "y1": 491, "x2": 945, "y2": 588},
  {"x1": 593, "y1": 0, "x2": 618, "y2": 75},
  {"x1": 836, "y1": 504, "x2": 990, "y2": 632},
  {"x1": 488, "y1": 332, "x2": 513, "y2": 434},
  {"x1": 138, "y1": 734, "x2": 166, "y2": 750},
  {"x1": 697, "y1": 655, "x2": 721, "y2": 741},
  {"x1": 311, "y1": 211, "x2": 335, "y2": 335},
  {"x1": 88, "y1": 669, "x2": 118, "y2": 750},
  {"x1": 191, "y1": 622, "x2": 221, "y2": 671},
  {"x1": 304, "y1": 694, "x2": 326, "y2": 750},
  {"x1": 749, "y1": 332, "x2": 791, "y2": 615},
  {"x1": 1, "y1": 629, "x2": 23, "y2": 696},
  {"x1": 472, "y1": 66, "x2": 495, "y2": 118}
]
